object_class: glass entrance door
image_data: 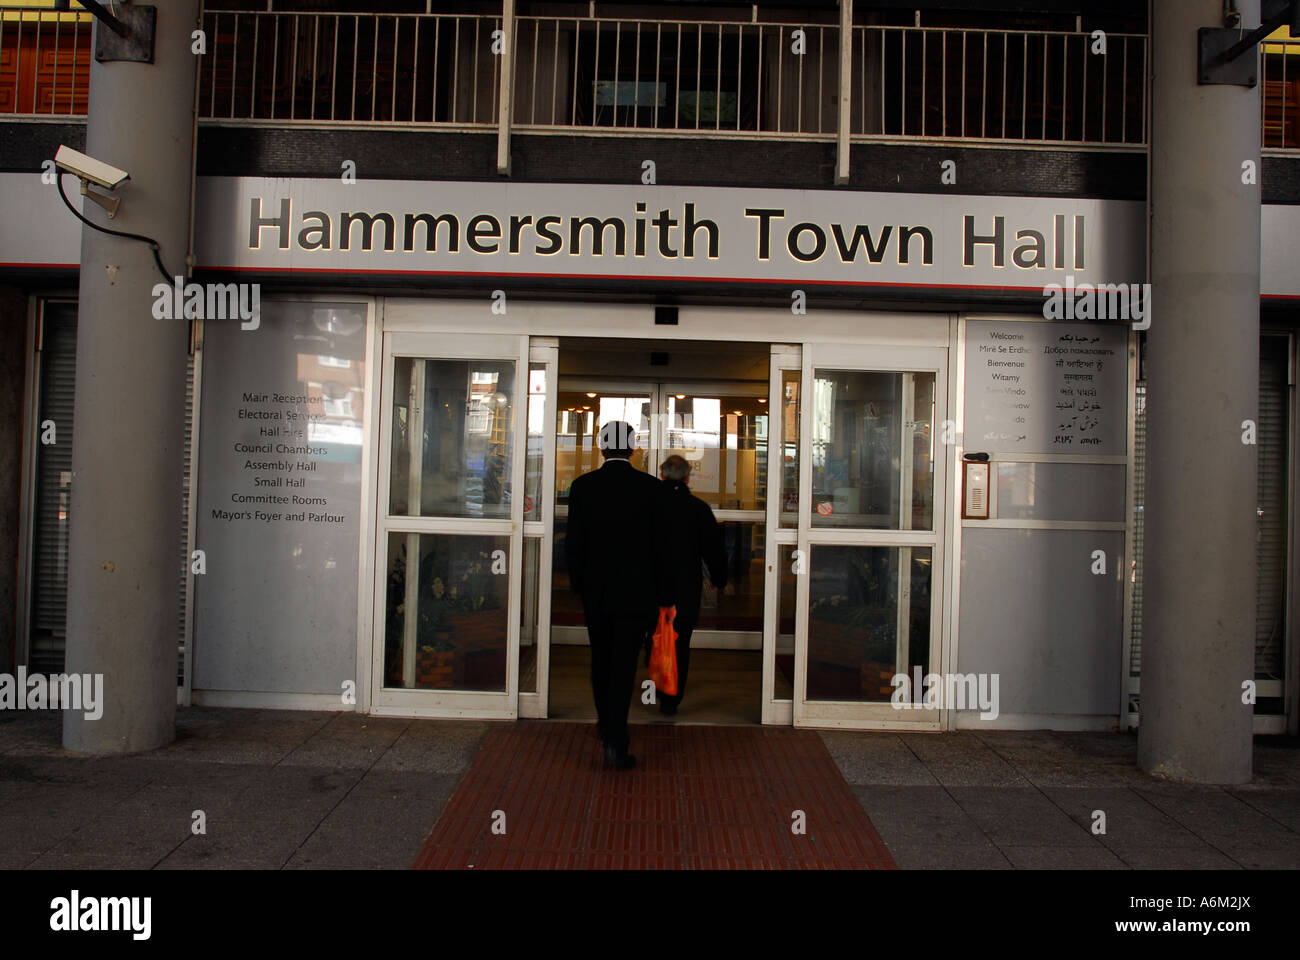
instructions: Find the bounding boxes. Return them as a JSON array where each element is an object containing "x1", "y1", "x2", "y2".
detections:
[
  {"x1": 792, "y1": 344, "x2": 949, "y2": 729},
  {"x1": 550, "y1": 375, "x2": 773, "y2": 722},
  {"x1": 551, "y1": 379, "x2": 769, "y2": 648},
  {"x1": 550, "y1": 382, "x2": 656, "y2": 650},
  {"x1": 371, "y1": 333, "x2": 528, "y2": 717}
]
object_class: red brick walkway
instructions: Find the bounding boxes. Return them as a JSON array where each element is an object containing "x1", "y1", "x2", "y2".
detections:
[{"x1": 413, "y1": 721, "x2": 897, "y2": 869}]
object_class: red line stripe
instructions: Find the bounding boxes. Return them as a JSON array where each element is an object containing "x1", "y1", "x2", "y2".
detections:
[
  {"x1": 195, "y1": 264, "x2": 1112, "y2": 293},
  {"x1": 8, "y1": 261, "x2": 1299, "y2": 299}
]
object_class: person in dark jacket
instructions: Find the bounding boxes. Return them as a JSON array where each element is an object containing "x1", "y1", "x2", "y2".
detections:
[
  {"x1": 655, "y1": 454, "x2": 727, "y2": 716},
  {"x1": 565, "y1": 420, "x2": 665, "y2": 770}
]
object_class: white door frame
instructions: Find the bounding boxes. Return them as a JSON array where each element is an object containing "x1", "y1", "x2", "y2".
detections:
[
  {"x1": 761, "y1": 345, "x2": 801, "y2": 725},
  {"x1": 792, "y1": 343, "x2": 949, "y2": 730},
  {"x1": 519, "y1": 338, "x2": 559, "y2": 718},
  {"x1": 369, "y1": 331, "x2": 528, "y2": 718}
]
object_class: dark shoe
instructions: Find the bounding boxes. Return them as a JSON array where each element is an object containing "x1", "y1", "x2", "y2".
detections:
[
  {"x1": 603, "y1": 745, "x2": 636, "y2": 770},
  {"x1": 659, "y1": 699, "x2": 678, "y2": 716}
]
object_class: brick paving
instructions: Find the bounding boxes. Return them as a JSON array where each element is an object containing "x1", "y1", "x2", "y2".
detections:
[{"x1": 412, "y1": 721, "x2": 896, "y2": 869}]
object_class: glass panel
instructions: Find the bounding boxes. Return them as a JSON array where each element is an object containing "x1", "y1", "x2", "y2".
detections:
[
  {"x1": 806, "y1": 545, "x2": 932, "y2": 703},
  {"x1": 660, "y1": 392, "x2": 767, "y2": 511},
  {"x1": 697, "y1": 522, "x2": 765, "y2": 633},
  {"x1": 389, "y1": 358, "x2": 515, "y2": 519},
  {"x1": 810, "y1": 370, "x2": 936, "y2": 530},
  {"x1": 774, "y1": 544, "x2": 798, "y2": 701},
  {"x1": 996, "y1": 462, "x2": 1126, "y2": 522},
  {"x1": 555, "y1": 389, "x2": 652, "y2": 502},
  {"x1": 195, "y1": 300, "x2": 369, "y2": 696},
  {"x1": 519, "y1": 536, "x2": 541, "y2": 694},
  {"x1": 779, "y1": 369, "x2": 800, "y2": 527},
  {"x1": 549, "y1": 516, "x2": 581, "y2": 628},
  {"x1": 383, "y1": 532, "x2": 510, "y2": 692},
  {"x1": 524, "y1": 364, "x2": 546, "y2": 521}
]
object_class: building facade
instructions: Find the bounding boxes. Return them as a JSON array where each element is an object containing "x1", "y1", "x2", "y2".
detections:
[{"x1": 0, "y1": 1, "x2": 1296, "y2": 759}]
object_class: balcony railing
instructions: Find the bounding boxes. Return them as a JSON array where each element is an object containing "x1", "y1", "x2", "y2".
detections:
[
  {"x1": 1264, "y1": 37, "x2": 1300, "y2": 148},
  {"x1": 511, "y1": 16, "x2": 839, "y2": 136},
  {"x1": 2, "y1": 6, "x2": 1296, "y2": 152},
  {"x1": 0, "y1": 7, "x2": 91, "y2": 116},
  {"x1": 199, "y1": 11, "x2": 501, "y2": 125},
  {"x1": 855, "y1": 25, "x2": 1147, "y2": 145}
]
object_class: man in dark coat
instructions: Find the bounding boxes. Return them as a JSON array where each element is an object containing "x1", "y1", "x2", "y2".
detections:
[
  {"x1": 565, "y1": 420, "x2": 664, "y2": 769},
  {"x1": 654, "y1": 454, "x2": 727, "y2": 716}
]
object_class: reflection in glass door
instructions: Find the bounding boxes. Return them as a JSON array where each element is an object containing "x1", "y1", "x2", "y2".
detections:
[
  {"x1": 660, "y1": 382, "x2": 768, "y2": 647},
  {"x1": 551, "y1": 379, "x2": 770, "y2": 653},
  {"x1": 794, "y1": 345, "x2": 948, "y2": 729},
  {"x1": 551, "y1": 383, "x2": 656, "y2": 646},
  {"x1": 548, "y1": 375, "x2": 773, "y2": 724},
  {"x1": 372, "y1": 333, "x2": 526, "y2": 717}
]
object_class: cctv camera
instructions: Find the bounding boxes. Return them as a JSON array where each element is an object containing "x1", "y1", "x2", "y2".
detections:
[{"x1": 54, "y1": 145, "x2": 130, "y2": 190}]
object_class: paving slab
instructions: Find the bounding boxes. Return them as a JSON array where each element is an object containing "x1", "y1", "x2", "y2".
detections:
[
  {"x1": 886, "y1": 842, "x2": 1013, "y2": 869},
  {"x1": 851, "y1": 785, "x2": 991, "y2": 846},
  {"x1": 818, "y1": 732, "x2": 939, "y2": 786},
  {"x1": 154, "y1": 818, "x2": 320, "y2": 868},
  {"x1": 947, "y1": 786, "x2": 1097, "y2": 846},
  {"x1": 898, "y1": 733, "x2": 1032, "y2": 787},
  {"x1": 1040, "y1": 786, "x2": 1205, "y2": 847},
  {"x1": 999, "y1": 844, "x2": 1128, "y2": 869},
  {"x1": 1226, "y1": 787, "x2": 1300, "y2": 832},
  {"x1": 1112, "y1": 845, "x2": 1243, "y2": 870}
]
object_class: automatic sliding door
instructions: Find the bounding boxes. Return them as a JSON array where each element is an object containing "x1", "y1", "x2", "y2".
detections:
[
  {"x1": 551, "y1": 381, "x2": 656, "y2": 647},
  {"x1": 660, "y1": 382, "x2": 768, "y2": 643}
]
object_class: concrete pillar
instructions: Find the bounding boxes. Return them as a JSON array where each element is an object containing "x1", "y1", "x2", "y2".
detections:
[
  {"x1": 1139, "y1": 0, "x2": 1260, "y2": 782},
  {"x1": 63, "y1": 3, "x2": 200, "y2": 753}
]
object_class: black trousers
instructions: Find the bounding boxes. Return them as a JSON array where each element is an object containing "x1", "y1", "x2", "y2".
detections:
[
  {"x1": 584, "y1": 603, "x2": 651, "y2": 752},
  {"x1": 659, "y1": 612, "x2": 698, "y2": 709}
]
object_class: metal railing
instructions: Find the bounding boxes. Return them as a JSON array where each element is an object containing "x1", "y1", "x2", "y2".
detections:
[
  {"x1": 511, "y1": 16, "x2": 839, "y2": 136},
  {"x1": 0, "y1": 7, "x2": 92, "y2": 116},
  {"x1": 5, "y1": 6, "x2": 1294, "y2": 153},
  {"x1": 198, "y1": 11, "x2": 501, "y2": 125},
  {"x1": 1264, "y1": 38, "x2": 1300, "y2": 148},
  {"x1": 853, "y1": 25, "x2": 1148, "y2": 145}
]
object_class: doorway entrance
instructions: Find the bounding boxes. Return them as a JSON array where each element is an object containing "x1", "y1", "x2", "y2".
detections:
[
  {"x1": 368, "y1": 328, "x2": 949, "y2": 731},
  {"x1": 548, "y1": 339, "x2": 775, "y2": 724}
]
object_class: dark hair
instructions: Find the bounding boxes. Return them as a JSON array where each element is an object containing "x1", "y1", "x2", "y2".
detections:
[
  {"x1": 659, "y1": 454, "x2": 690, "y2": 481},
  {"x1": 598, "y1": 420, "x2": 637, "y2": 459}
]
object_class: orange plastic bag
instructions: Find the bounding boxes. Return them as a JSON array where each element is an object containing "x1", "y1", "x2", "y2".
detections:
[{"x1": 649, "y1": 606, "x2": 678, "y2": 698}]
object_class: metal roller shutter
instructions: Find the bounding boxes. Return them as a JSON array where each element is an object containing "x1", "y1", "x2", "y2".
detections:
[
  {"x1": 27, "y1": 303, "x2": 193, "y2": 687},
  {"x1": 28, "y1": 304, "x2": 77, "y2": 673},
  {"x1": 1256, "y1": 336, "x2": 1289, "y2": 684},
  {"x1": 1130, "y1": 382, "x2": 1144, "y2": 678},
  {"x1": 1130, "y1": 340, "x2": 1291, "y2": 692}
]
